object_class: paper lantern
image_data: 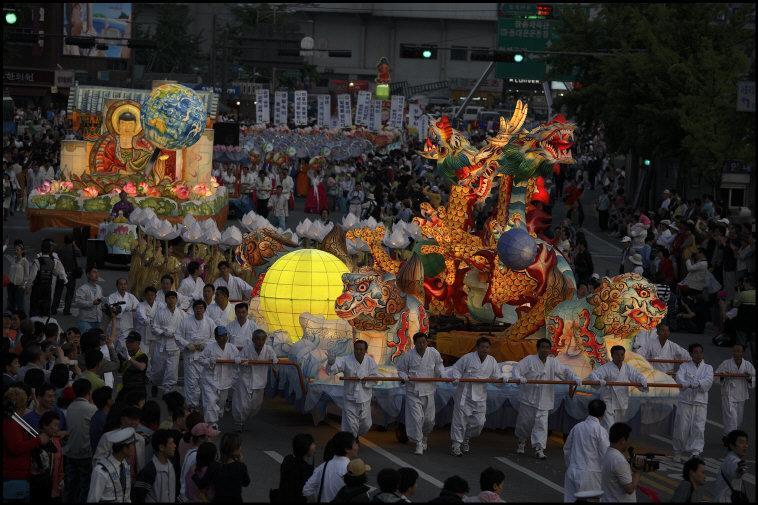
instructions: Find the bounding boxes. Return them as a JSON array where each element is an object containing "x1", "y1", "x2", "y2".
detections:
[
  {"x1": 259, "y1": 249, "x2": 350, "y2": 340},
  {"x1": 60, "y1": 140, "x2": 87, "y2": 178}
]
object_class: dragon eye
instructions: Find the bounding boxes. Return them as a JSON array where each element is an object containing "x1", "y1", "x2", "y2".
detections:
[{"x1": 357, "y1": 282, "x2": 369, "y2": 293}]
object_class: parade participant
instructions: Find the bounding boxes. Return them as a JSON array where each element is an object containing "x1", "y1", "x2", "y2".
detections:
[
  {"x1": 445, "y1": 336, "x2": 507, "y2": 457},
  {"x1": 28, "y1": 238, "x2": 68, "y2": 318},
  {"x1": 201, "y1": 283, "x2": 215, "y2": 307},
  {"x1": 637, "y1": 323, "x2": 690, "y2": 374},
  {"x1": 395, "y1": 332, "x2": 444, "y2": 455},
  {"x1": 512, "y1": 338, "x2": 582, "y2": 460},
  {"x1": 135, "y1": 286, "x2": 158, "y2": 357},
  {"x1": 198, "y1": 326, "x2": 239, "y2": 427},
  {"x1": 268, "y1": 184, "x2": 289, "y2": 229},
  {"x1": 715, "y1": 343, "x2": 755, "y2": 436},
  {"x1": 226, "y1": 302, "x2": 258, "y2": 350},
  {"x1": 673, "y1": 343, "x2": 714, "y2": 461},
  {"x1": 207, "y1": 286, "x2": 236, "y2": 326},
  {"x1": 177, "y1": 299, "x2": 215, "y2": 410},
  {"x1": 563, "y1": 399, "x2": 610, "y2": 502},
  {"x1": 213, "y1": 261, "x2": 253, "y2": 302},
  {"x1": 232, "y1": 328, "x2": 277, "y2": 432},
  {"x1": 326, "y1": 340, "x2": 379, "y2": 438},
  {"x1": 110, "y1": 190, "x2": 135, "y2": 219},
  {"x1": 87, "y1": 428, "x2": 137, "y2": 503},
  {"x1": 254, "y1": 168, "x2": 272, "y2": 217},
  {"x1": 72, "y1": 265, "x2": 103, "y2": 333},
  {"x1": 178, "y1": 261, "x2": 205, "y2": 301},
  {"x1": 106, "y1": 278, "x2": 141, "y2": 356},
  {"x1": 280, "y1": 167, "x2": 294, "y2": 209},
  {"x1": 150, "y1": 291, "x2": 184, "y2": 397},
  {"x1": 119, "y1": 331, "x2": 149, "y2": 397},
  {"x1": 587, "y1": 346, "x2": 649, "y2": 430},
  {"x1": 156, "y1": 274, "x2": 192, "y2": 312}
]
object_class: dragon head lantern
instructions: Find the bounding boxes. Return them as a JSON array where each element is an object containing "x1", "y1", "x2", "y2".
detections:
[{"x1": 517, "y1": 114, "x2": 576, "y2": 167}]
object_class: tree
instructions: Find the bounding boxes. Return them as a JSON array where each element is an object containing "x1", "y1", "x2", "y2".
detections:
[
  {"x1": 548, "y1": 4, "x2": 755, "y2": 192},
  {"x1": 135, "y1": 4, "x2": 204, "y2": 74}
]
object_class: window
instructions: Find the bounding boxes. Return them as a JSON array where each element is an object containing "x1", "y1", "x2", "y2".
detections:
[
  {"x1": 451, "y1": 46, "x2": 468, "y2": 60},
  {"x1": 721, "y1": 187, "x2": 745, "y2": 207}
]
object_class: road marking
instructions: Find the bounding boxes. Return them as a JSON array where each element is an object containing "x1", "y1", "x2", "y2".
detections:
[
  {"x1": 580, "y1": 228, "x2": 622, "y2": 253},
  {"x1": 706, "y1": 419, "x2": 725, "y2": 429},
  {"x1": 324, "y1": 420, "x2": 443, "y2": 488},
  {"x1": 264, "y1": 450, "x2": 284, "y2": 464},
  {"x1": 639, "y1": 475, "x2": 673, "y2": 495},
  {"x1": 494, "y1": 457, "x2": 564, "y2": 494}
]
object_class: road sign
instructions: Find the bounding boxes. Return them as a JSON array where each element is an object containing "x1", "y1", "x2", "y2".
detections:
[
  {"x1": 737, "y1": 81, "x2": 755, "y2": 112},
  {"x1": 496, "y1": 3, "x2": 555, "y2": 80}
]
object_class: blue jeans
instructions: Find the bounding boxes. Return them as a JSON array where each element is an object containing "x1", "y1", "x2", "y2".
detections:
[
  {"x1": 64, "y1": 457, "x2": 92, "y2": 503},
  {"x1": 78, "y1": 320, "x2": 100, "y2": 333}
]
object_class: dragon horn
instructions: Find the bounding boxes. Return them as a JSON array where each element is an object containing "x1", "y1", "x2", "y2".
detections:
[{"x1": 491, "y1": 100, "x2": 528, "y2": 146}]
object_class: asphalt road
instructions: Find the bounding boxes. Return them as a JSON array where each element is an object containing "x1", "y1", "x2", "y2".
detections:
[{"x1": 3, "y1": 194, "x2": 756, "y2": 502}]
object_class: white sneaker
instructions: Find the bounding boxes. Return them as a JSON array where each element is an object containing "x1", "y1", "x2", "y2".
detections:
[
  {"x1": 516, "y1": 441, "x2": 526, "y2": 454},
  {"x1": 451, "y1": 444, "x2": 463, "y2": 457},
  {"x1": 462, "y1": 439, "x2": 470, "y2": 454},
  {"x1": 414, "y1": 442, "x2": 424, "y2": 455},
  {"x1": 422, "y1": 437, "x2": 428, "y2": 451},
  {"x1": 535, "y1": 449, "x2": 546, "y2": 460}
]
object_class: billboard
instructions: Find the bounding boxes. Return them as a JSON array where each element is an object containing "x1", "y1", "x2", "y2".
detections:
[{"x1": 63, "y1": 3, "x2": 132, "y2": 59}]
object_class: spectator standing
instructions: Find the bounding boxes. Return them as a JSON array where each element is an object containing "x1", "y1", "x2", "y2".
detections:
[
  {"x1": 30, "y1": 410, "x2": 65, "y2": 502},
  {"x1": 90, "y1": 385, "x2": 114, "y2": 452},
  {"x1": 715, "y1": 430, "x2": 750, "y2": 503},
  {"x1": 332, "y1": 458, "x2": 372, "y2": 503},
  {"x1": 28, "y1": 238, "x2": 68, "y2": 318},
  {"x1": 475, "y1": 467, "x2": 506, "y2": 503},
  {"x1": 273, "y1": 433, "x2": 315, "y2": 503},
  {"x1": 371, "y1": 468, "x2": 403, "y2": 503},
  {"x1": 600, "y1": 423, "x2": 641, "y2": 502},
  {"x1": 73, "y1": 266, "x2": 104, "y2": 333},
  {"x1": 429, "y1": 476, "x2": 470, "y2": 503},
  {"x1": 62, "y1": 378, "x2": 98, "y2": 503},
  {"x1": 5, "y1": 242, "x2": 29, "y2": 313},
  {"x1": 397, "y1": 467, "x2": 419, "y2": 503},
  {"x1": 132, "y1": 429, "x2": 178, "y2": 503},
  {"x1": 193, "y1": 432, "x2": 251, "y2": 503},
  {"x1": 303, "y1": 431, "x2": 359, "y2": 503},
  {"x1": 670, "y1": 457, "x2": 708, "y2": 503},
  {"x1": 51, "y1": 235, "x2": 81, "y2": 316}
]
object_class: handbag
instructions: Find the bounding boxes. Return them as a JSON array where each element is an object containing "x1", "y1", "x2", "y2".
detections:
[{"x1": 721, "y1": 469, "x2": 749, "y2": 503}]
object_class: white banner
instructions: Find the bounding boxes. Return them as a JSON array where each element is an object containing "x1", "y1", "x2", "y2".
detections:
[
  {"x1": 354, "y1": 91, "x2": 372, "y2": 126},
  {"x1": 408, "y1": 103, "x2": 422, "y2": 130},
  {"x1": 255, "y1": 89, "x2": 270, "y2": 124},
  {"x1": 274, "y1": 91, "x2": 288, "y2": 125},
  {"x1": 317, "y1": 95, "x2": 331, "y2": 127},
  {"x1": 294, "y1": 90, "x2": 308, "y2": 126},
  {"x1": 418, "y1": 114, "x2": 430, "y2": 142},
  {"x1": 370, "y1": 100, "x2": 382, "y2": 132},
  {"x1": 389, "y1": 95, "x2": 405, "y2": 129},
  {"x1": 337, "y1": 94, "x2": 352, "y2": 128}
]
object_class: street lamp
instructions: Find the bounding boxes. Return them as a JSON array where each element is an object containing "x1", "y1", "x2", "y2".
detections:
[
  {"x1": 236, "y1": 100, "x2": 241, "y2": 106},
  {"x1": 349, "y1": 82, "x2": 354, "y2": 87}
]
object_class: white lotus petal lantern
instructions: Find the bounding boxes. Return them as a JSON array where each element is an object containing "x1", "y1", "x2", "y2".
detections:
[
  {"x1": 221, "y1": 226, "x2": 243, "y2": 246},
  {"x1": 129, "y1": 207, "x2": 144, "y2": 225},
  {"x1": 295, "y1": 219, "x2": 312, "y2": 238},
  {"x1": 341, "y1": 213, "x2": 360, "y2": 229}
]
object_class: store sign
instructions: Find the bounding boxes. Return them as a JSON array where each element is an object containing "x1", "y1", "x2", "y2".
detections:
[
  {"x1": 54, "y1": 70, "x2": 76, "y2": 88},
  {"x1": 3, "y1": 68, "x2": 55, "y2": 86}
]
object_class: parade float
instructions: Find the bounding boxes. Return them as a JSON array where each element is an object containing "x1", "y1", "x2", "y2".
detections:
[
  {"x1": 237, "y1": 102, "x2": 681, "y2": 435},
  {"x1": 27, "y1": 83, "x2": 227, "y2": 234}
]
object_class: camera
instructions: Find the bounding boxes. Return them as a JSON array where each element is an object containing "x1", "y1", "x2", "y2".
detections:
[
  {"x1": 101, "y1": 300, "x2": 126, "y2": 316},
  {"x1": 627, "y1": 447, "x2": 661, "y2": 472}
]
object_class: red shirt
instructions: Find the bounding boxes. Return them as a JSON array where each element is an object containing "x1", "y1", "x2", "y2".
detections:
[{"x1": 3, "y1": 417, "x2": 42, "y2": 479}]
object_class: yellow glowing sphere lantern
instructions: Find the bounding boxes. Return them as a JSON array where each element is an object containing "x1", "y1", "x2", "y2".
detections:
[{"x1": 259, "y1": 249, "x2": 350, "y2": 340}]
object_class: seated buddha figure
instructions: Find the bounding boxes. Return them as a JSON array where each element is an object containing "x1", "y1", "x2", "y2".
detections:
[{"x1": 91, "y1": 102, "x2": 155, "y2": 176}]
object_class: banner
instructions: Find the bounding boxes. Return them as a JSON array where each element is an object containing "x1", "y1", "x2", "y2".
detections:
[
  {"x1": 294, "y1": 90, "x2": 308, "y2": 126},
  {"x1": 370, "y1": 100, "x2": 383, "y2": 132},
  {"x1": 389, "y1": 95, "x2": 405, "y2": 129},
  {"x1": 408, "y1": 103, "x2": 422, "y2": 130},
  {"x1": 418, "y1": 114, "x2": 430, "y2": 142},
  {"x1": 274, "y1": 91, "x2": 288, "y2": 125},
  {"x1": 255, "y1": 89, "x2": 270, "y2": 124},
  {"x1": 317, "y1": 95, "x2": 331, "y2": 127},
  {"x1": 354, "y1": 91, "x2": 371, "y2": 126},
  {"x1": 63, "y1": 3, "x2": 132, "y2": 59},
  {"x1": 337, "y1": 94, "x2": 352, "y2": 128}
]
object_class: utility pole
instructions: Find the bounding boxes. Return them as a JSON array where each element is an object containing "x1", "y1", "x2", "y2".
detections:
[{"x1": 453, "y1": 62, "x2": 495, "y2": 122}]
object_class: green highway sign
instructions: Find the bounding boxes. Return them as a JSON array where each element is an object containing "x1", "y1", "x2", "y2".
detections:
[{"x1": 496, "y1": 3, "x2": 556, "y2": 80}]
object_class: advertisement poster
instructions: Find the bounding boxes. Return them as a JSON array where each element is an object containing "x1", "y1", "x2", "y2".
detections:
[{"x1": 63, "y1": 3, "x2": 133, "y2": 58}]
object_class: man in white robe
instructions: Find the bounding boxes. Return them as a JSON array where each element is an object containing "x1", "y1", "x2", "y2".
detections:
[
  {"x1": 149, "y1": 292, "x2": 185, "y2": 397},
  {"x1": 198, "y1": 325, "x2": 239, "y2": 426},
  {"x1": 444, "y1": 336, "x2": 507, "y2": 457},
  {"x1": 135, "y1": 286, "x2": 159, "y2": 358},
  {"x1": 106, "y1": 278, "x2": 141, "y2": 357},
  {"x1": 213, "y1": 261, "x2": 253, "y2": 301},
  {"x1": 156, "y1": 275, "x2": 192, "y2": 312},
  {"x1": 326, "y1": 339, "x2": 379, "y2": 438},
  {"x1": 512, "y1": 338, "x2": 581, "y2": 460},
  {"x1": 178, "y1": 261, "x2": 205, "y2": 301},
  {"x1": 637, "y1": 323, "x2": 690, "y2": 374},
  {"x1": 232, "y1": 329, "x2": 278, "y2": 432},
  {"x1": 563, "y1": 399, "x2": 610, "y2": 502},
  {"x1": 672, "y1": 343, "x2": 714, "y2": 461},
  {"x1": 226, "y1": 302, "x2": 258, "y2": 350},
  {"x1": 715, "y1": 343, "x2": 755, "y2": 436},
  {"x1": 206, "y1": 286, "x2": 236, "y2": 327},
  {"x1": 176, "y1": 300, "x2": 215, "y2": 410},
  {"x1": 586, "y1": 346, "x2": 648, "y2": 430},
  {"x1": 395, "y1": 332, "x2": 444, "y2": 455}
]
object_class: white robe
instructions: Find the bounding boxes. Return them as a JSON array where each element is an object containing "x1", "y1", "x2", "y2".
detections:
[
  {"x1": 444, "y1": 352, "x2": 503, "y2": 445},
  {"x1": 232, "y1": 342, "x2": 277, "y2": 427},
  {"x1": 213, "y1": 275, "x2": 253, "y2": 301},
  {"x1": 226, "y1": 318, "x2": 259, "y2": 350},
  {"x1": 177, "y1": 314, "x2": 215, "y2": 408},
  {"x1": 715, "y1": 358, "x2": 755, "y2": 435},
  {"x1": 673, "y1": 361, "x2": 714, "y2": 455},
  {"x1": 135, "y1": 300, "x2": 159, "y2": 354},
  {"x1": 156, "y1": 289, "x2": 192, "y2": 312},
  {"x1": 327, "y1": 354, "x2": 379, "y2": 437},
  {"x1": 149, "y1": 305, "x2": 185, "y2": 393},
  {"x1": 563, "y1": 415, "x2": 610, "y2": 502},
  {"x1": 178, "y1": 275, "x2": 205, "y2": 301},
  {"x1": 395, "y1": 347, "x2": 444, "y2": 444},
  {"x1": 106, "y1": 290, "x2": 141, "y2": 353},
  {"x1": 512, "y1": 354, "x2": 578, "y2": 450},
  {"x1": 206, "y1": 302, "x2": 236, "y2": 327},
  {"x1": 587, "y1": 362, "x2": 648, "y2": 430},
  {"x1": 198, "y1": 340, "x2": 239, "y2": 424},
  {"x1": 638, "y1": 339, "x2": 691, "y2": 374}
]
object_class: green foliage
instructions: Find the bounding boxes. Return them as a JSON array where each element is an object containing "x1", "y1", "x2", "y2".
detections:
[
  {"x1": 548, "y1": 4, "x2": 755, "y2": 182},
  {"x1": 138, "y1": 3, "x2": 203, "y2": 74}
]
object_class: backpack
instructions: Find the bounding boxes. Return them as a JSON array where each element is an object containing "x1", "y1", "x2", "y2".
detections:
[{"x1": 33, "y1": 255, "x2": 55, "y2": 290}]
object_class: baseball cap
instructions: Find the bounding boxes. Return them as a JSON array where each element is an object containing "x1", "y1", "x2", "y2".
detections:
[
  {"x1": 191, "y1": 423, "x2": 220, "y2": 438},
  {"x1": 621, "y1": 236, "x2": 632, "y2": 243},
  {"x1": 215, "y1": 325, "x2": 228, "y2": 337},
  {"x1": 591, "y1": 273, "x2": 601, "y2": 281},
  {"x1": 346, "y1": 458, "x2": 371, "y2": 476}
]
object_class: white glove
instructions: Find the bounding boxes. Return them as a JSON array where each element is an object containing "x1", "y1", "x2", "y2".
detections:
[
  {"x1": 234, "y1": 357, "x2": 242, "y2": 365},
  {"x1": 575, "y1": 378, "x2": 582, "y2": 387},
  {"x1": 519, "y1": 377, "x2": 528, "y2": 384},
  {"x1": 398, "y1": 372, "x2": 409, "y2": 383},
  {"x1": 598, "y1": 379, "x2": 607, "y2": 387},
  {"x1": 451, "y1": 377, "x2": 460, "y2": 384},
  {"x1": 692, "y1": 380, "x2": 701, "y2": 389},
  {"x1": 502, "y1": 376, "x2": 510, "y2": 384}
]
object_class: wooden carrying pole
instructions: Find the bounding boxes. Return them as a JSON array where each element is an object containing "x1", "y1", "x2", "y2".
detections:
[{"x1": 339, "y1": 377, "x2": 682, "y2": 388}]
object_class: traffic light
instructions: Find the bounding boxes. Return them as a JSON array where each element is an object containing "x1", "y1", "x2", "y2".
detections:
[
  {"x1": 5, "y1": 10, "x2": 18, "y2": 24},
  {"x1": 537, "y1": 4, "x2": 553, "y2": 18},
  {"x1": 470, "y1": 49, "x2": 525, "y2": 63},
  {"x1": 400, "y1": 44, "x2": 436, "y2": 59},
  {"x1": 643, "y1": 159, "x2": 651, "y2": 166}
]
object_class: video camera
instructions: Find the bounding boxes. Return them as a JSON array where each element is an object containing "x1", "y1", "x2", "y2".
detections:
[
  {"x1": 101, "y1": 300, "x2": 126, "y2": 317},
  {"x1": 627, "y1": 447, "x2": 662, "y2": 472}
]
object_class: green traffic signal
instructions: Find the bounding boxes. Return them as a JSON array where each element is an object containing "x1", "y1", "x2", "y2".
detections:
[
  {"x1": 422, "y1": 49, "x2": 432, "y2": 59},
  {"x1": 514, "y1": 53, "x2": 524, "y2": 63},
  {"x1": 643, "y1": 159, "x2": 651, "y2": 166},
  {"x1": 5, "y1": 11, "x2": 18, "y2": 24}
]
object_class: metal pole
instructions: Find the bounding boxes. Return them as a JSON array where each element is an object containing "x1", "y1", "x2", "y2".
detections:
[{"x1": 452, "y1": 61, "x2": 495, "y2": 121}]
